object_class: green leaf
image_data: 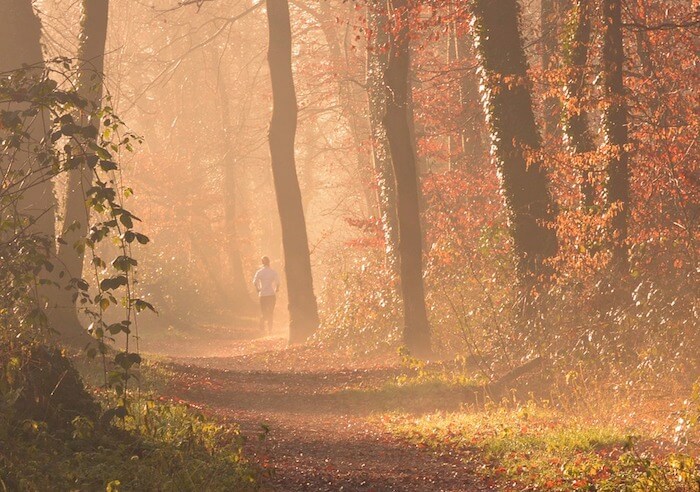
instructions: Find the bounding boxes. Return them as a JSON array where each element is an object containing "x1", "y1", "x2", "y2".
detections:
[
  {"x1": 99, "y1": 160, "x2": 118, "y2": 171},
  {"x1": 132, "y1": 299, "x2": 157, "y2": 313}
]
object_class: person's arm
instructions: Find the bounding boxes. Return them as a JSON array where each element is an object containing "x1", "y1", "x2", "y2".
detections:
[
  {"x1": 253, "y1": 271, "x2": 261, "y2": 293},
  {"x1": 274, "y1": 270, "x2": 280, "y2": 293}
]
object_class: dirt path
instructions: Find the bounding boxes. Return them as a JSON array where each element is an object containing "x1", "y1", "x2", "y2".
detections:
[{"x1": 157, "y1": 339, "x2": 490, "y2": 491}]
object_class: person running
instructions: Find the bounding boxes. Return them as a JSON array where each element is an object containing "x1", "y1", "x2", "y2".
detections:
[{"x1": 252, "y1": 256, "x2": 280, "y2": 334}]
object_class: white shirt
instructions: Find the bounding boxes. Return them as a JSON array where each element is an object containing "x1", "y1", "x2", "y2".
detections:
[{"x1": 253, "y1": 266, "x2": 280, "y2": 297}]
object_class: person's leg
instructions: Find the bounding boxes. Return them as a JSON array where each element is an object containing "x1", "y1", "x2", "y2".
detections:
[
  {"x1": 268, "y1": 295, "x2": 276, "y2": 333},
  {"x1": 261, "y1": 296, "x2": 274, "y2": 334},
  {"x1": 259, "y1": 296, "x2": 266, "y2": 333}
]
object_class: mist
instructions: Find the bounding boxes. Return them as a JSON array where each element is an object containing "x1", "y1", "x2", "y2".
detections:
[{"x1": 1, "y1": 0, "x2": 698, "y2": 490}]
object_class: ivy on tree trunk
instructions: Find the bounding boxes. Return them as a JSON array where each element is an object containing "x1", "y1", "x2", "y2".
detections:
[
  {"x1": 471, "y1": 0, "x2": 559, "y2": 292},
  {"x1": 383, "y1": 0, "x2": 432, "y2": 357},
  {"x1": 55, "y1": 0, "x2": 110, "y2": 340},
  {"x1": 563, "y1": 0, "x2": 596, "y2": 208},
  {"x1": 602, "y1": 0, "x2": 631, "y2": 270},
  {"x1": 367, "y1": 0, "x2": 400, "y2": 276}
]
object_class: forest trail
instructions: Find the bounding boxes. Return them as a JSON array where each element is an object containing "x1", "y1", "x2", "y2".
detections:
[{"x1": 157, "y1": 337, "x2": 489, "y2": 491}]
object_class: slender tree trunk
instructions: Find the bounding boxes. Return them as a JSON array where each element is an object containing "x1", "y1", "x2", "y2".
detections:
[
  {"x1": 384, "y1": 0, "x2": 431, "y2": 357},
  {"x1": 540, "y1": 0, "x2": 561, "y2": 140},
  {"x1": 471, "y1": 0, "x2": 558, "y2": 290},
  {"x1": 216, "y1": 72, "x2": 255, "y2": 314},
  {"x1": 453, "y1": 19, "x2": 486, "y2": 169},
  {"x1": 447, "y1": 20, "x2": 459, "y2": 171},
  {"x1": 266, "y1": 0, "x2": 319, "y2": 344},
  {"x1": 54, "y1": 0, "x2": 109, "y2": 339},
  {"x1": 562, "y1": 0, "x2": 595, "y2": 207},
  {"x1": 366, "y1": 0, "x2": 400, "y2": 275},
  {"x1": 601, "y1": 0, "x2": 630, "y2": 269}
]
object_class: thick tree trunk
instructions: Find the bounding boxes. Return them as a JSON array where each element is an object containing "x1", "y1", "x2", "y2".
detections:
[
  {"x1": 471, "y1": 0, "x2": 558, "y2": 290},
  {"x1": 266, "y1": 0, "x2": 319, "y2": 344},
  {"x1": 0, "y1": 0, "x2": 60, "y2": 335},
  {"x1": 54, "y1": 0, "x2": 109, "y2": 340},
  {"x1": 0, "y1": 1, "x2": 55, "y2": 242},
  {"x1": 384, "y1": 0, "x2": 431, "y2": 357},
  {"x1": 601, "y1": 0, "x2": 630, "y2": 269},
  {"x1": 366, "y1": 0, "x2": 400, "y2": 275},
  {"x1": 562, "y1": 0, "x2": 595, "y2": 207},
  {"x1": 216, "y1": 73, "x2": 255, "y2": 314}
]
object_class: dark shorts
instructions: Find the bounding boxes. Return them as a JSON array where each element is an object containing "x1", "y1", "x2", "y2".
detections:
[{"x1": 260, "y1": 295, "x2": 276, "y2": 318}]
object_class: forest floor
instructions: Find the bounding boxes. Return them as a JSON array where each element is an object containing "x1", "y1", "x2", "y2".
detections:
[
  {"x1": 149, "y1": 335, "x2": 491, "y2": 491},
  {"x1": 140, "y1": 328, "x2": 699, "y2": 491}
]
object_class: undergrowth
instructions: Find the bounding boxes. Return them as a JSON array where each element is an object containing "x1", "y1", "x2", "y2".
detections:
[
  {"x1": 384, "y1": 400, "x2": 700, "y2": 491},
  {"x1": 0, "y1": 392, "x2": 258, "y2": 491}
]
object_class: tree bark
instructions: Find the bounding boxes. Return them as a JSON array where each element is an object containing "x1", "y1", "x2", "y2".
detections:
[
  {"x1": 562, "y1": 0, "x2": 595, "y2": 208},
  {"x1": 471, "y1": 0, "x2": 558, "y2": 290},
  {"x1": 601, "y1": 0, "x2": 630, "y2": 269},
  {"x1": 366, "y1": 0, "x2": 400, "y2": 275},
  {"x1": 266, "y1": 0, "x2": 319, "y2": 344},
  {"x1": 384, "y1": 0, "x2": 431, "y2": 357},
  {"x1": 54, "y1": 0, "x2": 110, "y2": 339}
]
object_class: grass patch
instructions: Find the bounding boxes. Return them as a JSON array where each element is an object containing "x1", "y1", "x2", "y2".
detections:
[
  {"x1": 384, "y1": 401, "x2": 700, "y2": 491},
  {"x1": 334, "y1": 364, "x2": 481, "y2": 413}
]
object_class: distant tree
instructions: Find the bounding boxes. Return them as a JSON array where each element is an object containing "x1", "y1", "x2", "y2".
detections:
[
  {"x1": 601, "y1": 0, "x2": 630, "y2": 269},
  {"x1": 216, "y1": 68, "x2": 255, "y2": 314},
  {"x1": 55, "y1": 0, "x2": 110, "y2": 339},
  {"x1": 317, "y1": 0, "x2": 377, "y2": 216},
  {"x1": 366, "y1": 0, "x2": 400, "y2": 275},
  {"x1": 266, "y1": 0, "x2": 320, "y2": 343},
  {"x1": 383, "y1": 0, "x2": 432, "y2": 357},
  {"x1": 470, "y1": 0, "x2": 559, "y2": 292}
]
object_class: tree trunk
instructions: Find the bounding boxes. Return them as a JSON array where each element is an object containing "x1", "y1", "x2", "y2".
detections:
[
  {"x1": 384, "y1": 0, "x2": 431, "y2": 357},
  {"x1": 0, "y1": 0, "x2": 59, "y2": 335},
  {"x1": 540, "y1": 0, "x2": 561, "y2": 140},
  {"x1": 0, "y1": 0, "x2": 55, "y2": 243},
  {"x1": 601, "y1": 0, "x2": 630, "y2": 269},
  {"x1": 453, "y1": 19, "x2": 486, "y2": 170},
  {"x1": 366, "y1": 0, "x2": 400, "y2": 275},
  {"x1": 447, "y1": 20, "x2": 458, "y2": 170},
  {"x1": 471, "y1": 0, "x2": 558, "y2": 290},
  {"x1": 562, "y1": 0, "x2": 595, "y2": 208},
  {"x1": 216, "y1": 71, "x2": 255, "y2": 314},
  {"x1": 266, "y1": 0, "x2": 319, "y2": 344},
  {"x1": 54, "y1": 0, "x2": 109, "y2": 340}
]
